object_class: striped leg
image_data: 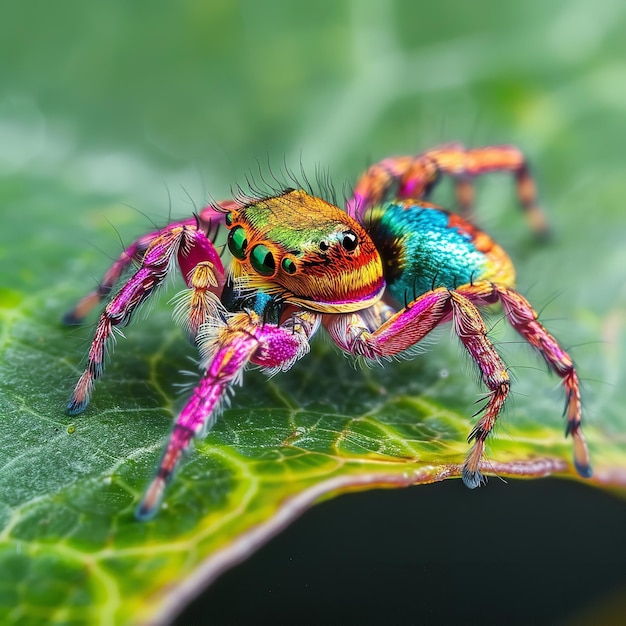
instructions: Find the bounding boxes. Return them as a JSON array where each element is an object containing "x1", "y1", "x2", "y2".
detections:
[
  {"x1": 330, "y1": 280, "x2": 591, "y2": 481},
  {"x1": 449, "y1": 291, "x2": 510, "y2": 487},
  {"x1": 62, "y1": 230, "x2": 157, "y2": 326},
  {"x1": 67, "y1": 225, "x2": 224, "y2": 415},
  {"x1": 325, "y1": 288, "x2": 509, "y2": 487},
  {"x1": 67, "y1": 227, "x2": 186, "y2": 414},
  {"x1": 347, "y1": 144, "x2": 548, "y2": 236},
  {"x1": 324, "y1": 288, "x2": 453, "y2": 360},
  {"x1": 136, "y1": 310, "x2": 319, "y2": 520},
  {"x1": 457, "y1": 281, "x2": 591, "y2": 478},
  {"x1": 63, "y1": 200, "x2": 233, "y2": 326}
]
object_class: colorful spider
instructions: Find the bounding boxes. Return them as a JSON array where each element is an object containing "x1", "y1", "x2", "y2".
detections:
[{"x1": 64, "y1": 144, "x2": 591, "y2": 520}]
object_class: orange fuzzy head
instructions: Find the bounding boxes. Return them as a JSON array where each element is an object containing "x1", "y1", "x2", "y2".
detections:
[{"x1": 224, "y1": 189, "x2": 385, "y2": 313}]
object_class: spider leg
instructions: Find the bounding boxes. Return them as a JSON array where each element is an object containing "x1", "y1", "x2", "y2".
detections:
[
  {"x1": 328, "y1": 279, "x2": 590, "y2": 481},
  {"x1": 174, "y1": 225, "x2": 227, "y2": 342},
  {"x1": 62, "y1": 199, "x2": 236, "y2": 326},
  {"x1": 62, "y1": 230, "x2": 157, "y2": 326},
  {"x1": 198, "y1": 198, "x2": 242, "y2": 223},
  {"x1": 453, "y1": 176, "x2": 475, "y2": 220},
  {"x1": 458, "y1": 281, "x2": 591, "y2": 478},
  {"x1": 448, "y1": 291, "x2": 510, "y2": 488},
  {"x1": 67, "y1": 224, "x2": 221, "y2": 415},
  {"x1": 136, "y1": 310, "x2": 320, "y2": 520},
  {"x1": 347, "y1": 144, "x2": 548, "y2": 236},
  {"x1": 62, "y1": 216, "x2": 203, "y2": 325}
]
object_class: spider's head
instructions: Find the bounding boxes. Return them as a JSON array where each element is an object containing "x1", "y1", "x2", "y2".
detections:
[{"x1": 224, "y1": 189, "x2": 385, "y2": 314}]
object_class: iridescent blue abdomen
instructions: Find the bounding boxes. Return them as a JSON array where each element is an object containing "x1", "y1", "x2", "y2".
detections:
[{"x1": 367, "y1": 201, "x2": 513, "y2": 304}]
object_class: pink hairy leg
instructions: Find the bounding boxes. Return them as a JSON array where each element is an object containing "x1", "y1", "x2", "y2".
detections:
[
  {"x1": 67, "y1": 225, "x2": 223, "y2": 415},
  {"x1": 458, "y1": 281, "x2": 591, "y2": 477},
  {"x1": 136, "y1": 310, "x2": 320, "y2": 520},
  {"x1": 346, "y1": 144, "x2": 548, "y2": 235},
  {"x1": 448, "y1": 291, "x2": 510, "y2": 487},
  {"x1": 174, "y1": 226, "x2": 227, "y2": 341},
  {"x1": 63, "y1": 229, "x2": 158, "y2": 325},
  {"x1": 325, "y1": 288, "x2": 509, "y2": 486},
  {"x1": 324, "y1": 288, "x2": 453, "y2": 359},
  {"x1": 63, "y1": 201, "x2": 233, "y2": 325}
]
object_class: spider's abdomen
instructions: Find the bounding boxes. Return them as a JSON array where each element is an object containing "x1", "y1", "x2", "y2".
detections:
[{"x1": 367, "y1": 200, "x2": 515, "y2": 304}]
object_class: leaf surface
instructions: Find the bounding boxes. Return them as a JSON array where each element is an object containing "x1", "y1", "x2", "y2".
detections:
[{"x1": 1, "y1": 2, "x2": 626, "y2": 624}]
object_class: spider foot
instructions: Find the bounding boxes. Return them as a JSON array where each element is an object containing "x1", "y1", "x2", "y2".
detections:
[
  {"x1": 62, "y1": 310, "x2": 83, "y2": 326},
  {"x1": 135, "y1": 476, "x2": 166, "y2": 521},
  {"x1": 67, "y1": 398, "x2": 88, "y2": 416},
  {"x1": 574, "y1": 459, "x2": 593, "y2": 479},
  {"x1": 462, "y1": 465, "x2": 488, "y2": 489},
  {"x1": 135, "y1": 423, "x2": 195, "y2": 520},
  {"x1": 67, "y1": 371, "x2": 94, "y2": 415},
  {"x1": 62, "y1": 290, "x2": 108, "y2": 326},
  {"x1": 461, "y1": 438, "x2": 489, "y2": 489},
  {"x1": 563, "y1": 380, "x2": 592, "y2": 478},
  {"x1": 571, "y1": 429, "x2": 593, "y2": 478}
]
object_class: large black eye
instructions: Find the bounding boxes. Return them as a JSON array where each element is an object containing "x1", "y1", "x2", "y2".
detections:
[
  {"x1": 250, "y1": 244, "x2": 275, "y2": 276},
  {"x1": 228, "y1": 226, "x2": 248, "y2": 259},
  {"x1": 341, "y1": 230, "x2": 358, "y2": 251}
]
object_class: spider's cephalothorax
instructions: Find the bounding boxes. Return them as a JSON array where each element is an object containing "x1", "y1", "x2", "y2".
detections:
[
  {"x1": 64, "y1": 144, "x2": 591, "y2": 520},
  {"x1": 225, "y1": 189, "x2": 385, "y2": 313}
]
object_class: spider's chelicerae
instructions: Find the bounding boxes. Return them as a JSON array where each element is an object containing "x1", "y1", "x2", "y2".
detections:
[{"x1": 64, "y1": 144, "x2": 591, "y2": 520}]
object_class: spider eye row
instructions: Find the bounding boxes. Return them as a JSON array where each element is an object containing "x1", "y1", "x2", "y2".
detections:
[
  {"x1": 227, "y1": 225, "x2": 297, "y2": 277},
  {"x1": 226, "y1": 215, "x2": 359, "y2": 277}
]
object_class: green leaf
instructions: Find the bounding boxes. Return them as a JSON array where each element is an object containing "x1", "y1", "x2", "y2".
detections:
[
  {"x1": 2, "y1": 162, "x2": 625, "y2": 624},
  {"x1": 1, "y1": 1, "x2": 626, "y2": 624}
]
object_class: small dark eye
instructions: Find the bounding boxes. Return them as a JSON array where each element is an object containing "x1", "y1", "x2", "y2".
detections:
[
  {"x1": 319, "y1": 241, "x2": 330, "y2": 252},
  {"x1": 228, "y1": 226, "x2": 248, "y2": 259},
  {"x1": 281, "y1": 257, "x2": 297, "y2": 274},
  {"x1": 224, "y1": 212, "x2": 233, "y2": 227},
  {"x1": 341, "y1": 230, "x2": 358, "y2": 251},
  {"x1": 250, "y1": 244, "x2": 275, "y2": 276}
]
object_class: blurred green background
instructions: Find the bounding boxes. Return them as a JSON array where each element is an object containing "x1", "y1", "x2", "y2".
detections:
[
  {"x1": 2, "y1": 0, "x2": 625, "y2": 209},
  {"x1": 1, "y1": 0, "x2": 625, "y2": 623}
]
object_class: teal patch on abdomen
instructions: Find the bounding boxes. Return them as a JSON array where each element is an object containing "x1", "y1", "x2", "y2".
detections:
[{"x1": 367, "y1": 202, "x2": 488, "y2": 303}]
